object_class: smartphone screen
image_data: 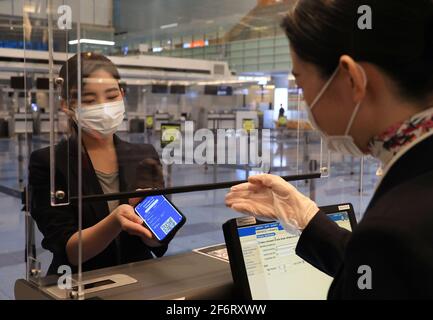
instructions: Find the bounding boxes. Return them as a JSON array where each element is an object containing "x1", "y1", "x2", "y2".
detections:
[{"x1": 134, "y1": 195, "x2": 185, "y2": 241}]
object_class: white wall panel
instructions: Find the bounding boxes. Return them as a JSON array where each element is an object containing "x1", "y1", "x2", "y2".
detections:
[
  {"x1": 0, "y1": 0, "x2": 113, "y2": 26},
  {"x1": 0, "y1": 0, "x2": 13, "y2": 15}
]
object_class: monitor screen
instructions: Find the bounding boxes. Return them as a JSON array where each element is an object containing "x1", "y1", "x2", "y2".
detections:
[
  {"x1": 152, "y1": 84, "x2": 169, "y2": 94},
  {"x1": 10, "y1": 76, "x2": 32, "y2": 90},
  {"x1": 237, "y1": 212, "x2": 352, "y2": 300},
  {"x1": 217, "y1": 86, "x2": 233, "y2": 96},
  {"x1": 170, "y1": 85, "x2": 186, "y2": 94},
  {"x1": 36, "y1": 78, "x2": 49, "y2": 90},
  {"x1": 204, "y1": 85, "x2": 218, "y2": 95},
  {"x1": 204, "y1": 85, "x2": 233, "y2": 96}
]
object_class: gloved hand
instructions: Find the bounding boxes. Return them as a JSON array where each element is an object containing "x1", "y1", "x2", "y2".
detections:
[{"x1": 225, "y1": 174, "x2": 319, "y2": 235}]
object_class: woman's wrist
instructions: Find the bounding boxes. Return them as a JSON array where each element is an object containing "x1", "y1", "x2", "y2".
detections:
[
  {"x1": 300, "y1": 203, "x2": 320, "y2": 230},
  {"x1": 108, "y1": 209, "x2": 122, "y2": 233}
]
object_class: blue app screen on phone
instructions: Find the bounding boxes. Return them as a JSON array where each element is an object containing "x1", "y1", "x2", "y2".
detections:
[{"x1": 134, "y1": 195, "x2": 183, "y2": 241}]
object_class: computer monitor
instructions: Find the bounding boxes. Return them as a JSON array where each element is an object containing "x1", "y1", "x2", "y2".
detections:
[
  {"x1": 217, "y1": 86, "x2": 233, "y2": 96},
  {"x1": 204, "y1": 85, "x2": 233, "y2": 96},
  {"x1": 204, "y1": 85, "x2": 218, "y2": 95},
  {"x1": 152, "y1": 84, "x2": 169, "y2": 94},
  {"x1": 170, "y1": 85, "x2": 186, "y2": 94},
  {"x1": 36, "y1": 78, "x2": 49, "y2": 90},
  {"x1": 223, "y1": 203, "x2": 357, "y2": 300},
  {"x1": 10, "y1": 76, "x2": 32, "y2": 90}
]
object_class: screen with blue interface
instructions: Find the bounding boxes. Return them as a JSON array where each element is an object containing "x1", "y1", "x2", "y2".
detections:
[
  {"x1": 238, "y1": 212, "x2": 351, "y2": 300},
  {"x1": 134, "y1": 195, "x2": 184, "y2": 241}
]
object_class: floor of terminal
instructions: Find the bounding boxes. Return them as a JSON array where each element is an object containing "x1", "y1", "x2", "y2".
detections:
[{"x1": 0, "y1": 133, "x2": 380, "y2": 299}]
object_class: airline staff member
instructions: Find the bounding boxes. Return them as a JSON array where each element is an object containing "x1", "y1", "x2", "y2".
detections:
[{"x1": 226, "y1": 0, "x2": 433, "y2": 299}]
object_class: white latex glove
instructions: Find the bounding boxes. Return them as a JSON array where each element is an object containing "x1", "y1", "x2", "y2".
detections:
[{"x1": 225, "y1": 174, "x2": 319, "y2": 235}]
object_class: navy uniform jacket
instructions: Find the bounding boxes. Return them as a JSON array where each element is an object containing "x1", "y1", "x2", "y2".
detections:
[{"x1": 296, "y1": 134, "x2": 433, "y2": 299}]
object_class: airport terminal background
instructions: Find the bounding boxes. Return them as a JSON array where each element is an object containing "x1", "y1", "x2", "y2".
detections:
[{"x1": 0, "y1": 0, "x2": 381, "y2": 299}]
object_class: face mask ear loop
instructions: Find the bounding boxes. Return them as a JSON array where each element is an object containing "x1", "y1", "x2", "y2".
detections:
[
  {"x1": 344, "y1": 65, "x2": 368, "y2": 135},
  {"x1": 309, "y1": 66, "x2": 340, "y2": 110}
]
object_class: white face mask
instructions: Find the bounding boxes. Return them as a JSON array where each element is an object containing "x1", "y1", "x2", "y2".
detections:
[
  {"x1": 75, "y1": 99, "x2": 125, "y2": 137},
  {"x1": 305, "y1": 65, "x2": 368, "y2": 157}
]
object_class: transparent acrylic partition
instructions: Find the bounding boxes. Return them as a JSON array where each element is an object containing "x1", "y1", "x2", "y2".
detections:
[
  {"x1": 22, "y1": 0, "x2": 41, "y2": 289},
  {"x1": 22, "y1": 0, "x2": 83, "y2": 299},
  {"x1": 64, "y1": 0, "x2": 325, "y2": 273},
  {"x1": 19, "y1": 0, "x2": 333, "y2": 300},
  {"x1": 294, "y1": 90, "x2": 330, "y2": 178},
  {"x1": 277, "y1": 86, "x2": 331, "y2": 200}
]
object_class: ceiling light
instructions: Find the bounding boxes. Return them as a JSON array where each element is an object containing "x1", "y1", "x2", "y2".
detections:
[
  {"x1": 68, "y1": 39, "x2": 115, "y2": 46},
  {"x1": 160, "y1": 23, "x2": 178, "y2": 29}
]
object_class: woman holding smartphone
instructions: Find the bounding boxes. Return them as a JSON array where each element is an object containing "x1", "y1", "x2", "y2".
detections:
[
  {"x1": 226, "y1": 0, "x2": 433, "y2": 298},
  {"x1": 29, "y1": 52, "x2": 166, "y2": 275}
]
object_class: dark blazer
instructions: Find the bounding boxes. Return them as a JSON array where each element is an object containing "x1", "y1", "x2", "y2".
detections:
[
  {"x1": 28, "y1": 134, "x2": 167, "y2": 275},
  {"x1": 296, "y1": 134, "x2": 433, "y2": 299}
]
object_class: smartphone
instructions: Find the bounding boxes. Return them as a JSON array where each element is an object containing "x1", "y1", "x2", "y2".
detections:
[{"x1": 134, "y1": 195, "x2": 186, "y2": 243}]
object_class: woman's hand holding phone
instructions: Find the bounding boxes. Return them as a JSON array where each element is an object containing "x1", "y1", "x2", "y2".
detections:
[{"x1": 110, "y1": 204, "x2": 162, "y2": 248}]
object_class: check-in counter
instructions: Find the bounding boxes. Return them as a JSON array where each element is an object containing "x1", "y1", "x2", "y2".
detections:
[
  {"x1": 14, "y1": 250, "x2": 234, "y2": 300},
  {"x1": 207, "y1": 113, "x2": 236, "y2": 130},
  {"x1": 40, "y1": 114, "x2": 51, "y2": 133},
  {"x1": 154, "y1": 113, "x2": 170, "y2": 131},
  {"x1": 39, "y1": 113, "x2": 63, "y2": 133},
  {"x1": 14, "y1": 114, "x2": 33, "y2": 134}
]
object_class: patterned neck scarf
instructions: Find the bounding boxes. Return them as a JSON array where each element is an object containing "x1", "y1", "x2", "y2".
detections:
[{"x1": 368, "y1": 107, "x2": 433, "y2": 168}]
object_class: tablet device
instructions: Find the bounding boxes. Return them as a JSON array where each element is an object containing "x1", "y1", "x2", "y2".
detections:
[{"x1": 223, "y1": 203, "x2": 357, "y2": 300}]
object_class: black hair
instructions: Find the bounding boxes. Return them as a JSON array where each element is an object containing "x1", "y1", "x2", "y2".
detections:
[
  {"x1": 282, "y1": 0, "x2": 433, "y2": 104},
  {"x1": 58, "y1": 52, "x2": 121, "y2": 101}
]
